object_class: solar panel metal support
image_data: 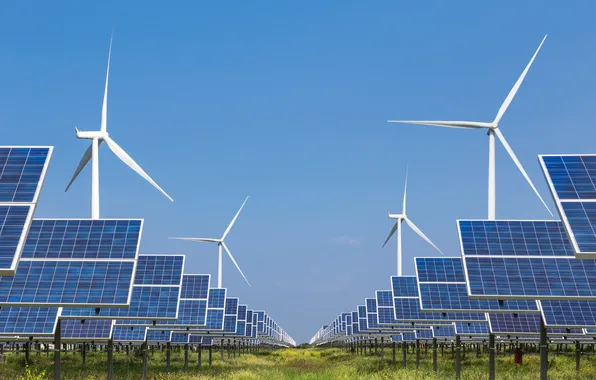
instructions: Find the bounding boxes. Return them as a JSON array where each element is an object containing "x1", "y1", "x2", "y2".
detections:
[
  {"x1": 576, "y1": 341, "x2": 581, "y2": 372},
  {"x1": 489, "y1": 334, "x2": 495, "y2": 380},
  {"x1": 198, "y1": 343, "x2": 202, "y2": 367},
  {"x1": 166, "y1": 342, "x2": 171, "y2": 372},
  {"x1": 540, "y1": 319, "x2": 548, "y2": 380},
  {"x1": 142, "y1": 341, "x2": 148, "y2": 380},
  {"x1": 432, "y1": 338, "x2": 437, "y2": 373},
  {"x1": 107, "y1": 338, "x2": 113, "y2": 380},
  {"x1": 455, "y1": 335, "x2": 461, "y2": 379},
  {"x1": 220, "y1": 339, "x2": 224, "y2": 360},
  {"x1": 54, "y1": 319, "x2": 61, "y2": 380},
  {"x1": 184, "y1": 343, "x2": 188, "y2": 371},
  {"x1": 416, "y1": 339, "x2": 420, "y2": 369},
  {"x1": 209, "y1": 345, "x2": 212, "y2": 367},
  {"x1": 402, "y1": 341, "x2": 407, "y2": 368},
  {"x1": 380, "y1": 337, "x2": 384, "y2": 361},
  {"x1": 392, "y1": 342, "x2": 396, "y2": 363}
]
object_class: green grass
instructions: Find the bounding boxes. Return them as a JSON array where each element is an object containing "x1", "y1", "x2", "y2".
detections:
[{"x1": 2, "y1": 345, "x2": 596, "y2": 379}]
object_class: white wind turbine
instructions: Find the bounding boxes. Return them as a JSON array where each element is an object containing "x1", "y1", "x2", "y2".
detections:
[
  {"x1": 382, "y1": 169, "x2": 443, "y2": 276},
  {"x1": 169, "y1": 197, "x2": 251, "y2": 288},
  {"x1": 65, "y1": 33, "x2": 173, "y2": 219},
  {"x1": 388, "y1": 35, "x2": 552, "y2": 220}
]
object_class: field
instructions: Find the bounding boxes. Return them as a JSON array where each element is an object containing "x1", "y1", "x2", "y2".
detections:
[{"x1": 3, "y1": 346, "x2": 596, "y2": 379}]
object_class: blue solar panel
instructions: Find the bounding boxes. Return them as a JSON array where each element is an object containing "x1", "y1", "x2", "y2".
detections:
[
  {"x1": 62, "y1": 319, "x2": 114, "y2": 340},
  {"x1": 432, "y1": 325, "x2": 455, "y2": 338},
  {"x1": 376, "y1": 291, "x2": 393, "y2": 307},
  {"x1": 181, "y1": 275, "x2": 210, "y2": 299},
  {"x1": 416, "y1": 257, "x2": 540, "y2": 313},
  {"x1": 454, "y1": 322, "x2": 489, "y2": 336},
  {"x1": 147, "y1": 329, "x2": 171, "y2": 342},
  {"x1": 112, "y1": 326, "x2": 147, "y2": 342},
  {"x1": 391, "y1": 335, "x2": 402, "y2": 342},
  {"x1": 460, "y1": 220, "x2": 596, "y2": 300},
  {"x1": 61, "y1": 255, "x2": 183, "y2": 319},
  {"x1": 367, "y1": 313, "x2": 379, "y2": 329},
  {"x1": 206, "y1": 309, "x2": 224, "y2": 330},
  {"x1": 366, "y1": 298, "x2": 377, "y2": 313},
  {"x1": 133, "y1": 255, "x2": 184, "y2": 285},
  {"x1": 0, "y1": 307, "x2": 59, "y2": 335},
  {"x1": 225, "y1": 298, "x2": 239, "y2": 316},
  {"x1": 489, "y1": 313, "x2": 540, "y2": 335},
  {"x1": 403, "y1": 332, "x2": 416, "y2": 341},
  {"x1": 0, "y1": 260, "x2": 135, "y2": 306},
  {"x1": 0, "y1": 147, "x2": 51, "y2": 203},
  {"x1": 22, "y1": 219, "x2": 142, "y2": 259},
  {"x1": 171, "y1": 332, "x2": 189, "y2": 344},
  {"x1": 208, "y1": 289, "x2": 226, "y2": 308},
  {"x1": 224, "y1": 315, "x2": 237, "y2": 333},
  {"x1": 238, "y1": 305, "x2": 247, "y2": 321},
  {"x1": 0, "y1": 205, "x2": 34, "y2": 273},
  {"x1": 236, "y1": 320, "x2": 246, "y2": 336},
  {"x1": 416, "y1": 329, "x2": 433, "y2": 339},
  {"x1": 392, "y1": 276, "x2": 419, "y2": 297},
  {"x1": 416, "y1": 258, "x2": 465, "y2": 282},
  {"x1": 540, "y1": 300, "x2": 596, "y2": 328}
]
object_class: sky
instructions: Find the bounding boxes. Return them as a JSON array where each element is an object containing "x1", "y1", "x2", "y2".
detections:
[{"x1": 1, "y1": 1, "x2": 596, "y2": 344}]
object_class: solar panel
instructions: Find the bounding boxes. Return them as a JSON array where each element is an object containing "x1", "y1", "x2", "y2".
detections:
[
  {"x1": 488, "y1": 313, "x2": 540, "y2": 335},
  {"x1": 0, "y1": 307, "x2": 59, "y2": 336},
  {"x1": 402, "y1": 332, "x2": 416, "y2": 341},
  {"x1": 432, "y1": 325, "x2": 455, "y2": 338},
  {"x1": 62, "y1": 255, "x2": 183, "y2": 320},
  {"x1": 61, "y1": 319, "x2": 114, "y2": 341},
  {"x1": 454, "y1": 322, "x2": 489, "y2": 336},
  {"x1": 112, "y1": 326, "x2": 147, "y2": 342},
  {"x1": 204, "y1": 288, "x2": 227, "y2": 331},
  {"x1": 416, "y1": 257, "x2": 540, "y2": 313},
  {"x1": 539, "y1": 300, "x2": 596, "y2": 328},
  {"x1": 171, "y1": 332, "x2": 189, "y2": 344},
  {"x1": 147, "y1": 329, "x2": 172, "y2": 343},
  {"x1": 392, "y1": 276, "x2": 486, "y2": 322},
  {"x1": 223, "y1": 298, "x2": 239, "y2": 333},
  {"x1": 416, "y1": 329, "x2": 433, "y2": 339},
  {"x1": 540, "y1": 155, "x2": 596, "y2": 258},
  {"x1": 366, "y1": 299, "x2": 379, "y2": 329},
  {"x1": 460, "y1": 220, "x2": 596, "y2": 300}
]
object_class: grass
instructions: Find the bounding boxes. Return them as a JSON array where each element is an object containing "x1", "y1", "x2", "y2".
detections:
[{"x1": 2, "y1": 345, "x2": 596, "y2": 379}]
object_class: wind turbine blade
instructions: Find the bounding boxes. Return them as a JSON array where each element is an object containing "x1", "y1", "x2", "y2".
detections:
[
  {"x1": 101, "y1": 32, "x2": 113, "y2": 133},
  {"x1": 404, "y1": 217, "x2": 444, "y2": 255},
  {"x1": 103, "y1": 136, "x2": 173, "y2": 201},
  {"x1": 382, "y1": 222, "x2": 398, "y2": 248},
  {"x1": 168, "y1": 237, "x2": 220, "y2": 243},
  {"x1": 222, "y1": 241, "x2": 251, "y2": 287},
  {"x1": 221, "y1": 196, "x2": 249, "y2": 241},
  {"x1": 493, "y1": 128, "x2": 553, "y2": 216},
  {"x1": 402, "y1": 167, "x2": 408, "y2": 215},
  {"x1": 387, "y1": 120, "x2": 491, "y2": 129},
  {"x1": 492, "y1": 35, "x2": 547, "y2": 126},
  {"x1": 65, "y1": 142, "x2": 94, "y2": 192}
]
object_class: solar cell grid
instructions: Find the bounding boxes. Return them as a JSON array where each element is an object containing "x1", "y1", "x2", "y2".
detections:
[
  {"x1": 206, "y1": 309, "x2": 224, "y2": 330},
  {"x1": 540, "y1": 300, "x2": 596, "y2": 328},
  {"x1": 238, "y1": 305, "x2": 247, "y2": 321},
  {"x1": 432, "y1": 325, "x2": 455, "y2": 338},
  {"x1": 459, "y1": 220, "x2": 596, "y2": 300},
  {"x1": 134, "y1": 255, "x2": 183, "y2": 285},
  {"x1": 366, "y1": 298, "x2": 377, "y2": 313},
  {"x1": 208, "y1": 289, "x2": 226, "y2": 308},
  {"x1": 454, "y1": 322, "x2": 489, "y2": 336},
  {"x1": 376, "y1": 291, "x2": 393, "y2": 307},
  {"x1": 489, "y1": 313, "x2": 540, "y2": 335},
  {"x1": 0, "y1": 307, "x2": 59, "y2": 335},
  {"x1": 391, "y1": 276, "x2": 418, "y2": 297},
  {"x1": 62, "y1": 319, "x2": 114, "y2": 340},
  {"x1": 225, "y1": 298, "x2": 239, "y2": 315},
  {"x1": 180, "y1": 274, "x2": 210, "y2": 299},
  {"x1": 171, "y1": 333, "x2": 189, "y2": 344},
  {"x1": 416, "y1": 329, "x2": 433, "y2": 339},
  {"x1": 112, "y1": 326, "x2": 147, "y2": 342},
  {"x1": 236, "y1": 320, "x2": 246, "y2": 336},
  {"x1": 416, "y1": 258, "x2": 464, "y2": 283},
  {"x1": 0, "y1": 147, "x2": 52, "y2": 203},
  {"x1": 0, "y1": 205, "x2": 33, "y2": 272},
  {"x1": 147, "y1": 329, "x2": 171, "y2": 342}
]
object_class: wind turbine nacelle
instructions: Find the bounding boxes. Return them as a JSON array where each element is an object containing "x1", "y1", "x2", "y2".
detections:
[
  {"x1": 75, "y1": 129, "x2": 106, "y2": 140},
  {"x1": 388, "y1": 213, "x2": 403, "y2": 220}
]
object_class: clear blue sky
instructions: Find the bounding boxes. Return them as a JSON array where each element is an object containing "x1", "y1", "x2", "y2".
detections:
[{"x1": 1, "y1": 1, "x2": 596, "y2": 344}]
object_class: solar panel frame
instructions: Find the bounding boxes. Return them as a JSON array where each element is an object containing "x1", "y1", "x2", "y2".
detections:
[
  {"x1": 61, "y1": 254, "x2": 184, "y2": 320},
  {"x1": 459, "y1": 219, "x2": 596, "y2": 300},
  {"x1": 0, "y1": 306, "x2": 61, "y2": 336},
  {"x1": 146, "y1": 329, "x2": 172, "y2": 343},
  {"x1": 415, "y1": 257, "x2": 541, "y2": 313},
  {"x1": 60, "y1": 319, "x2": 115, "y2": 342},
  {"x1": 540, "y1": 155, "x2": 596, "y2": 258},
  {"x1": 488, "y1": 313, "x2": 541, "y2": 336},
  {"x1": 539, "y1": 299, "x2": 596, "y2": 328},
  {"x1": 112, "y1": 326, "x2": 147, "y2": 342}
]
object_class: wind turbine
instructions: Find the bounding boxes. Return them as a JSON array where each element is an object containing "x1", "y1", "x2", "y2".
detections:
[
  {"x1": 170, "y1": 197, "x2": 251, "y2": 288},
  {"x1": 382, "y1": 169, "x2": 443, "y2": 276},
  {"x1": 65, "y1": 32, "x2": 173, "y2": 219},
  {"x1": 388, "y1": 35, "x2": 552, "y2": 220}
]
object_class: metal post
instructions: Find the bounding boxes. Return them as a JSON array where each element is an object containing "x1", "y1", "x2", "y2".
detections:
[
  {"x1": 198, "y1": 343, "x2": 202, "y2": 367},
  {"x1": 233, "y1": 341, "x2": 236, "y2": 359},
  {"x1": 184, "y1": 343, "x2": 189, "y2": 371},
  {"x1": 166, "y1": 342, "x2": 171, "y2": 372},
  {"x1": 489, "y1": 334, "x2": 495, "y2": 380},
  {"x1": 209, "y1": 345, "x2": 213, "y2": 367},
  {"x1": 540, "y1": 319, "x2": 548, "y2": 380},
  {"x1": 381, "y1": 337, "x2": 384, "y2": 361},
  {"x1": 402, "y1": 341, "x2": 407, "y2": 368},
  {"x1": 576, "y1": 341, "x2": 581, "y2": 372},
  {"x1": 392, "y1": 342, "x2": 396, "y2": 363},
  {"x1": 228, "y1": 339, "x2": 231, "y2": 360},
  {"x1": 416, "y1": 339, "x2": 420, "y2": 369},
  {"x1": 107, "y1": 339, "x2": 113, "y2": 380},
  {"x1": 142, "y1": 341, "x2": 148, "y2": 380},
  {"x1": 456, "y1": 335, "x2": 461, "y2": 380},
  {"x1": 375, "y1": 338, "x2": 378, "y2": 355},
  {"x1": 432, "y1": 338, "x2": 437, "y2": 373},
  {"x1": 54, "y1": 319, "x2": 61, "y2": 380},
  {"x1": 221, "y1": 339, "x2": 224, "y2": 360},
  {"x1": 82, "y1": 343, "x2": 86, "y2": 365},
  {"x1": 25, "y1": 337, "x2": 31, "y2": 365}
]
